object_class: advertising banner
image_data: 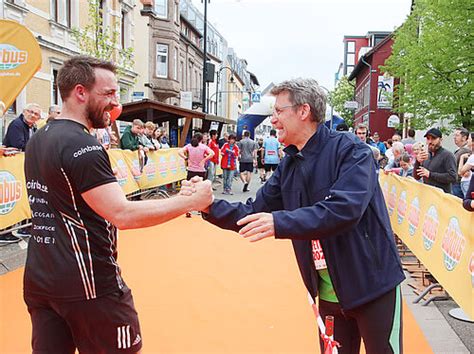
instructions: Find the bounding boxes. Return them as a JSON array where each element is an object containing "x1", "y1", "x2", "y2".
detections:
[
  {"x1": 0, "y1": 154, "x2": 31, "y2": 229},
  {"x1": 117, "y1": 149, "x2": 186, "y2": 190},
  {"x1": 377, "y1": 76, "x2": 394, "y2": 109},
  {"x1": 0, "y1": 149, "x2": 188, "y2": 229},
  {"x1": 380, "y1": 173, "x2": 474, "y2": 318},
  {"x1": 0, "y1": 20, "x2": 42, "y2": 110},
  {"x1": 108, "y1": 150, "x2": 140, "y2": 195}
]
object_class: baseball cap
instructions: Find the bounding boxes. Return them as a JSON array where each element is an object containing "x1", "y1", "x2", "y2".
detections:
[{"x1": 424, "y1": 128, "x2": 442, "y2": 138}]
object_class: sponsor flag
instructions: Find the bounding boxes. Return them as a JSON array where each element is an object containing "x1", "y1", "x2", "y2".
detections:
[{"x1": 0, "y1": 20, "x2": 42, "y2": 110}]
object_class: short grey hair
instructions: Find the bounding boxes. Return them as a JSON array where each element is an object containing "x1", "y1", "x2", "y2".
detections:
[
  {"x1": 48, "y1": 105, "x2": 61, "y2": 114},
  {"x1": 24, "y1": 103, "x2": 41, "y2": 112},
  {"x1": 392, "y1": 142, "x2": 405, "y2": 153},
  {"x1": 270, "y1": 78, "x2": 327, "y2": 124},
  {"x1": 132, "y1": 119, "x2": 144, "y2": 127}
]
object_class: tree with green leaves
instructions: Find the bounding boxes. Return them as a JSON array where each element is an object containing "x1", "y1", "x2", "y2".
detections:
[
  {"x1": 328, "y1": 76, "x2": 355, "y2": 127},
  {"x1": 382, "y1": 0, "x2": 473, "y2": 130},
  {"x1": 71, "y1": 0, "x2": 134, "y2": 78}
]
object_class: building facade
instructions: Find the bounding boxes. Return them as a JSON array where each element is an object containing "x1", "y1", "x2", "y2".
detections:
[
  {"x1": 342, "y1": 31, "x2": 391, "y2": 77},
  {"x1": 1, "y1": 0, "x2": 137, "y2": 135},
  {"x1": 348, "y1": 34, "x2": 399, "y2": 141}
]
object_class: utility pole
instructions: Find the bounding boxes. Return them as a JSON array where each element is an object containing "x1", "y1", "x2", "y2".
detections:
[{"x1": 201, "y1": 0, "x2": 208, "y2": 113}]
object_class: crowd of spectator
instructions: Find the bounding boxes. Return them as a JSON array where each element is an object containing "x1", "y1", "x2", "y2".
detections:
[
  {"x1": 351, "y1": 123, "x2": 473, "y2": 209},
  {"x1": 0, "y1": 99, "x2": 472, "y2": 244}
]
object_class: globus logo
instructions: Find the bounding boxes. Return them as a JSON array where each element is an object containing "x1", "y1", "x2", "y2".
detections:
[
  {"x1": 397, "y1": 190, "x2": 407, "y2": 224},
  {"x1": 0, "y1": 171, "x2": 22, "y2": 215},
  {"x1": 144, "y1": 159, "x2": 156, "y2": 179},
  {"x1": 422, "y1": 205, "x2": 439, "y2": 251},
  {"x1": 0, "y1": 44, "x2": 28, "y2": 70},
  {"x1": 131, "y1": 160, "x2": 143, "y2": 181},
  {"x1": 441, "y1": 217, "x2": 465, "y2": 271},
  {"x1": 159, "y1": 156, "x2": 168, "y2": 177},
  {"x1": 114, "y1": 159, "x2": 128, "y2": 186},
  {"x1": 407, "y1": 197, "x2": 420, "y2": 236},
  {"x1": 387, "y1": 185, "x2": 397, "y2": 216},
  {"x1": 169, "y1": 155, "x2": 179, "y2": 174}
]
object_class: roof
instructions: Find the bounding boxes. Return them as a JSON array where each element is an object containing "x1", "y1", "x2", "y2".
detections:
[
  {"x1": 120, "y1": 99, "x2": 234, "y2": 125},
  {"x1": 248, "y1": 71, "x2": 260, "y2": 86},
  {"x1": 348, "y1": 33, "x2": 394, "y2": 81}
]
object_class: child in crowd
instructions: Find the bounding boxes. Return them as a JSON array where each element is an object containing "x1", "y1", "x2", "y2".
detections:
[{"x1": 398, "y1": 153, "x2": 414, "y2": 177}]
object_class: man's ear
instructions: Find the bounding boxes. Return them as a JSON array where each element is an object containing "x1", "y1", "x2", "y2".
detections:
[
  {"x1": 300, "y1": 103, "x2": 311, "y2": 121},
  {"x1": 74, "y1": 84, "x2": 88, "y2": 104}
]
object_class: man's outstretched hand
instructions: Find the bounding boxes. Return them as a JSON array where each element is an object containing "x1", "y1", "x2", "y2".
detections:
[
  {"x1": 180, "y1": 176, "x2": 214, "y2": 212},
  {"x1": 237, "y1": 213, "x2": 274, "y2": 242}
]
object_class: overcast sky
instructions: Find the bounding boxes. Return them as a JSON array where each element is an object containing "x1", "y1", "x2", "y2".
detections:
[{"x1": 191, "y1": 0, "x2": 412, "y2": 91}]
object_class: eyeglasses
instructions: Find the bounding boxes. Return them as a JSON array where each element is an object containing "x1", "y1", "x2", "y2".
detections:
[
  {"x1": 273, "y1": 104, "x2": 298, "y2": 117},
  {"x1": 26, "y1": 109, "x2": 41, "y2": 117}
]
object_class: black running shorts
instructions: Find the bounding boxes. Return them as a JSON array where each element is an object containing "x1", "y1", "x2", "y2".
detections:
[{"x1": 25, "y1": 288, "x2": 142, "y2": 354}]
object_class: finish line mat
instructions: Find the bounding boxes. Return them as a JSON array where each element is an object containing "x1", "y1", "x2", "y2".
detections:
[{"x1": 0, "y1": 216, "x2": 432, "y2": 353}]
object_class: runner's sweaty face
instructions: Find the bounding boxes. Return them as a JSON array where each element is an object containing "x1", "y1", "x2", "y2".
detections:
[{"x1": 86, "y1": 68, "x2": 119, "y2": 129}]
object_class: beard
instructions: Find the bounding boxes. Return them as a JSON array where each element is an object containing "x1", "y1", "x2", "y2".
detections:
[
  {"x1": 428, "y1": 141, "x2": 441, "y2": 153},
  {"x1": 86, "y1": 99, "x2": 110, "y2": 129}
]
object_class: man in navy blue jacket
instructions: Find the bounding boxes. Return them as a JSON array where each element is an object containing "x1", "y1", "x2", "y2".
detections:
[
  {"x1": 3, "y1": 103, "x2": 41, "y2": 151},
  {"x1": 203, "y1": 78, "x2": 405, "y2": 354}
]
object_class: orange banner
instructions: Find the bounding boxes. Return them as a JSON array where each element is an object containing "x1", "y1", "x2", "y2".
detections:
[{"x1": 0, "y1": 20, "x2": 42, "y2": 110}]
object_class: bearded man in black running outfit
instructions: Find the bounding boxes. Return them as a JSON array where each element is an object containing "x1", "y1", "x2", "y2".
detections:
[{"x1": 23, "y1": 56, "x2": 213, "y2": 354}]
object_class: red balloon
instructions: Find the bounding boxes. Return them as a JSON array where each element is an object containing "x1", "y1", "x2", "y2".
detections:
[{"x1": 109, "y1": 104, "x2": 122, "y2": 123}]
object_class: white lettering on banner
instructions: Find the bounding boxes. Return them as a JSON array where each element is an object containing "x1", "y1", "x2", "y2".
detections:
[
  {"x1": 312, "y1": 240, "x2": 327, "y2": 270},
  {"x1": 73, "y1": 145, "x2": 103, "y2": 158}
]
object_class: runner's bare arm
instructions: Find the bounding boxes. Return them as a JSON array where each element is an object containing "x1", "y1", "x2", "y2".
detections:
[{"x1": 82, "y1": 180, "x2": 213, "y2": 230}]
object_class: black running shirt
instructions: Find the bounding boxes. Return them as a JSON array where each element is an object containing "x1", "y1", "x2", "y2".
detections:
[{"x1": 24, "y1": 119, "x2": 125, "y2": 301}]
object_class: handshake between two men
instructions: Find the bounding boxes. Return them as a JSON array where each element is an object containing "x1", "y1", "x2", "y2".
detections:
[{"x1": 179, "y1": 176, "x2": 275, "y2": 243}]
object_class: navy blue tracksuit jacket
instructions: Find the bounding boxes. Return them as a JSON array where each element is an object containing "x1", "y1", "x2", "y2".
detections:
[{"x1": 205, "y1": 124, "x2": 405, "y2": 310}]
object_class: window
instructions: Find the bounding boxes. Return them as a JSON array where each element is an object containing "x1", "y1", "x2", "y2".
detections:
[
  {"x1": 180, "y1": 61, "x2": 185, "y2": 88},
  {"x1": 7, "y1": 100, "x2": 17, "y2": 115},
  {"x1": 174, "y1": 1, "x2": 179, "y2": 23},
  {"x1": 154, "y1": 0, "x2": 168, "y2": 19},
  {"x1": 156, "y1": 44, "x2": 168, "y2": 78},
  {"x1": 347, "y1": 41, "x2": 355, "y2": 52},
  {"x1": 347, "y1": 53, "x2": 355, "y2": 66},
  {"x1": 52, "y1": 69, "x2": 60, "y2": 105},
  {"x1": 173, "y1": 48, "x2": 178, "y2": 80},
  {"x1": 121, "y1": 10, "x2": 126, "y2": 49},
  {"x1": 52, "y1": 0, "x2": 71, "y2": 27}
]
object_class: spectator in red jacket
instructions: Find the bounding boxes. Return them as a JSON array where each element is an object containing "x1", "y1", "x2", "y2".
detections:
[
  {"x1": 220, "y1": 134, "x2": 239, "y2": 195},
  {"x1": 207, "y1": 130, "x2": 220, "y2": 186}
]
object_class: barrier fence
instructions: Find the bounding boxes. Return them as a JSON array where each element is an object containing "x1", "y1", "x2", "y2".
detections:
[
  {"x1": 1, "y1": 156, "x2": 472, "y2": 317},
  {"x1": 380, "y1": 173, "x2": 473, "y2": 318},
  {"x1": 0, "y1": 149, "x2": 188, "y2": 229}
]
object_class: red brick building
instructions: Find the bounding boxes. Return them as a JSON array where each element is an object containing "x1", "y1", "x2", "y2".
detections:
[{"x1": 348, "y1": 34, "x2": 399, "y2": 141}]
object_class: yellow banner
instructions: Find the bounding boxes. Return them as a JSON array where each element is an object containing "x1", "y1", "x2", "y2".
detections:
[
  {"x1": 0, "y1": 154, "x2": 31, "y2": 229},
  {"x1": 0, "y1": 20, "x2": 42, "y2": 110},
  {"x1": 107, "y1": 149, "x2": 140, "y2": 195},
  {"x1": 380, "y1": 173, "x2": 474, "y2": 318},
  {"x1": 116, "y1": 148, "x2": 187, "y2": 190},
  {"x1": 0, "y1": 149, "x2": 188, "y2": 229}
]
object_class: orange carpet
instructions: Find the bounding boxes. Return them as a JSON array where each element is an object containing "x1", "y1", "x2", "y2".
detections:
[{"x1": 0, "y1": 216, "x2": 432, "y2": 353}]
